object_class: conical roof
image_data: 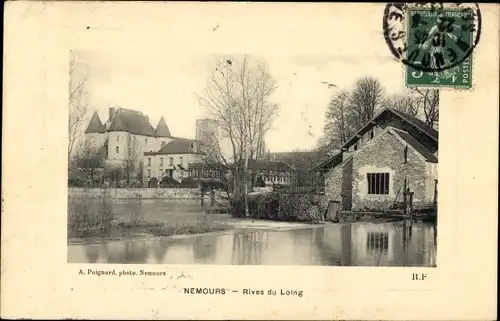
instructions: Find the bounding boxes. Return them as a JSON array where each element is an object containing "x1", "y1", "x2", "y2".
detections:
[
  {"x1": 85, "y1": 111, "x2": 106, "y2": 133},
  {"x1": 155, "y1": 117, "x2": 172, "y2": 137}
]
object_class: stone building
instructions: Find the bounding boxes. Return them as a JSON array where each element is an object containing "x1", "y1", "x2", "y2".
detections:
[
  {"x1": 144, "y1": 138, "x2": 205, "y2": 182},
  {"x1": 312, "y1": 107, "x2": 438, "y2": 211},
  {"x1": 84, "y1": 107, "x2": 206, "y2": 184},
  {"x1": 195, "y1": 118, "x2": 220, "y2": 161}
]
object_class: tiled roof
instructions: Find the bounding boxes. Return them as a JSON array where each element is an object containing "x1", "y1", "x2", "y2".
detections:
[
  {"x1": 342, "y1": 107, "x2": 438, "y2": 150},
  {"x1": 85, "y1": 111, "x2": 106, "y2": 134},
  {"x1": 392, "y1": 128, "x2": 438, "y2": 163},
  {"x1": 155, "y1": 138, "x2": 205, "y2": 155},
  {"x1": 155, "y1": 117, "x2": 172, "y2": 137},
  {"x1": 107, "y1": 108, "x2": 156, "y2": 136},
  {"x1": 389, "y1": 108, "x2": 438, "y2": 141}
]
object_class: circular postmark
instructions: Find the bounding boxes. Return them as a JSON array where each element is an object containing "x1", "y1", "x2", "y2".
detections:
[{"x1": 383, "y1": 3, "x2": 481, "y2": 72}]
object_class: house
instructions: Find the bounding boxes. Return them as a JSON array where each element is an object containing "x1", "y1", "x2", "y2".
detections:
[
  {"x1": 312, "y1": 107, "x2": 438, "y2": 211},
  {"x1": 244, "y1": 159, "x2": 295, "y2": 186},
  {"x1": 144, "y1": 138, "x2": 205, "y2": 182},
  {"x1": 187, "y1": 159, "x2": 295, "y2": 186},
  {"x1": 84, "y1": 107, "x2": 210, "y2": 185}
]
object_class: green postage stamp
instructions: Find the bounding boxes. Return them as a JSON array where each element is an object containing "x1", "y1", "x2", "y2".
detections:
[{"x1": 383, "y1": 3, "x2": 481, "y2": 90}]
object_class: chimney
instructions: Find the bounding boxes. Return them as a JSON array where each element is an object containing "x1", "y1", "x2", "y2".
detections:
[{"x1": 109, "y1": 107, "x2": 116, "y2": 121}]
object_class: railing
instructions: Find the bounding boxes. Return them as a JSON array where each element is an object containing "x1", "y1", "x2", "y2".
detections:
[{"x1": 187, "y1": 167, "x2": 224, "y2": 181}]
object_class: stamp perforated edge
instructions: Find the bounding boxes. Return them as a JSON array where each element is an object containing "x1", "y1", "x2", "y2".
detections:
[{"x1": 390, "y1": 4, "x2": 480, "y2": 91}]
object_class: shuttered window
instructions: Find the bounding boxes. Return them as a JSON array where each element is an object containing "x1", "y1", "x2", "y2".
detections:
[{"x1": 367, "y1": 173, "x2": 390, "y2": 194}]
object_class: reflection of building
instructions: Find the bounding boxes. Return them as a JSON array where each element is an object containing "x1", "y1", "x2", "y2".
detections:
[{"x1": 313, "y1": 107, "x2": 438, "y2": 211}]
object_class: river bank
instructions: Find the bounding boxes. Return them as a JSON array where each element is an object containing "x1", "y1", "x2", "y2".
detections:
[{"x1": 67, "y1": 221, "x2": 438, "y2": 267}]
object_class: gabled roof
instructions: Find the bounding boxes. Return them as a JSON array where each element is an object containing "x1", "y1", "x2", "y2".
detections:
[
  {"x1": 155, "y1": 117, "x2": 172, "y2": 137},
  {"x1": 391, "y1": 128, "x2": 438, "y2": 163},
  {"x1": 390, "y1": 108, "x2": 438, "y2": 141},
  {"x1": 342, "y1": 107, "x2": 438, "y2": 150},
  {"x1": 234, "y1": 159, "x2": 295, "y2": 172},
  {"x1": 107, "y1": 108, "x2": 156, "y2": 136},
  {"x1": 310, "y1": 151, "x2": 343, "y2": 172},
  {"x1": 153, "y1": 138, "x2": 205, "y2": 155},
  {"x1": 85, "y1": 111, "x2": 106, "y2": 134}
]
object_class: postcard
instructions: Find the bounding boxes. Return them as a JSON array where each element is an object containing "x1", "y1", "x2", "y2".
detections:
[{"x1": 2, "y1": 2, "x2": 498, "y2": 320}]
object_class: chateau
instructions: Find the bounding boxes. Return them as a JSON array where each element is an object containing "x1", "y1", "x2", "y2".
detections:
[{"x1": 84, "y1": 107, "x2": 216, "y2": 184}]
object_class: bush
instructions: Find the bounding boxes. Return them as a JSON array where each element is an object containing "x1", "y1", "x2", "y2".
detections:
[
  {"x1": 179, "y1": 177, "x2": 198, "y2": 188},
  {"x1": 160, "y1": 176, "x2": 180, "y2": 187},
  {"x1": 148, "y1": 177, "x2": 158, "y2": 187},
  {"x1": 229, "y1": 192, "x2": 326, "y2": 222}
]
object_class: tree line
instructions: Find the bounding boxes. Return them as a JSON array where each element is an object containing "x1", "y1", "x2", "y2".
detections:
[{"x1": 318, "y1": 76, "x2": 439, "y2": 155}]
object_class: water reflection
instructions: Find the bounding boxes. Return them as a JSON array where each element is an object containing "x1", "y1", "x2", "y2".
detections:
[{"x1": 68, "y1": 222, "x2": 437, "y2": 267}]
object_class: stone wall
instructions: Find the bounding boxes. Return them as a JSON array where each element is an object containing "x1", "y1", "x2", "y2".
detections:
[
  {"x1": 68, "y1": 187, "x2": 201, "y2": 199},
  {"x1": 341, "y1": 158, "x2": 353, "y2": 210},
  {"x1": 351, "y1": 130, "x2": 427, "y2": 210},
  {"x1": 323, "y1": 157, "x2": 353, "y2": 211}
]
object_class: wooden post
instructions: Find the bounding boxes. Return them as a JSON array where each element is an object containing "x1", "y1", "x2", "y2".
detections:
[
  {"x1": 408, "y1": 190, "x2": 414, "y2": 218},
  {"x1": 200, "y1": 183, "x2": 205, "y2": 207},
  {"x1": 403, "y1": 189, "x2": 408, "y2": 215},
  {"x1": 210, "y1": 187, "x2": 216, "y2": 207},
  {"x1": 433, "y1": 179, "x2": 438, "y2": 211}
]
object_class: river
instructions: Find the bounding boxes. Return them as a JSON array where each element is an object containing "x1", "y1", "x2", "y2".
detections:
[{"x1": 68, "y1": 221, "x2": 437, "y2": 267}]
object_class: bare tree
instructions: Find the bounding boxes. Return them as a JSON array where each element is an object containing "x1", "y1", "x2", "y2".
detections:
[
  {"x1": 385, "y1": 93, "x2": 420, "y2": 117},
  {"x1": 196, "y1": 56, "x2": 279, "y2": 217},
  {"x1": 68, "y1": 52, "x2": 90, "y2": 160},
  {"x1": 322, "y1": 90, "x2": 354, "y2": 150},
  {"x1": 122, "y1": 134, "x2": 140, "y2": 186},
  {"x1": 412, "y1": 88, "x2": 439, "y2": 129},
  {"x1": 76, "y1": 141, "x2": 106, "y2": 187},
  {"x1": 348, "y1": 76, "x2": 384, "y2": 128}
]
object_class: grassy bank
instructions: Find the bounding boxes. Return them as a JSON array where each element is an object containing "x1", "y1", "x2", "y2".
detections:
[{"x1": 67, "y1": 194, "x2": 229, "y2": 239}]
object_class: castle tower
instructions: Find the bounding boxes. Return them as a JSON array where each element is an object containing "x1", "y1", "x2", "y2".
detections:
[
  {"x1": 196, "y1": 118, "x2": 219, "y2": 161},
  {"x1": 84, "y1": 111, "x2": 107, "y2": 153}
]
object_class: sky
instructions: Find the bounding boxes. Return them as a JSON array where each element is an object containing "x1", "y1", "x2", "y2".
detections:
[{"x1": 73, "y1": 4, "x2": 410, "y2": 153}]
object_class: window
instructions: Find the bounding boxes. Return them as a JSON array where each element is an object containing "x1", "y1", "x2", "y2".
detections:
[
  {"x1": 179, "y1": 157, "x2": 183, "y2": 166},
  {"x1": 147, "y1": 169, "x2": 151, "y2": 177},
  {"x1": 367, "y1": 173, "x2": 390, "y2": 194},
  {"x1": 116, "y1": 146, "x2": 119, "y2": 153},
  {"x1": 403, "y1": 145, "x2": 408, "y2": 164},
  {"x1": 160, "y1": 158, "x2": 164, "y2": 166},
  {"x1": 148, "y1": 158, "x2": 151, "y2": 166},
  {"x1": 128, "y1": 147, "x2": 132, "y2": 156},
  {"x1": 117, "y1": 135, "x2": 120, "y2": 142},
  {"x1": 145, "y1": 138, "x2": 148, "y2": 143},
  {"x1": 169, "y1": 157, "x2": 174, "y2": 166},
  {"x1": 159, "y1": 169, "x2": 163, "y2": 177}
]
